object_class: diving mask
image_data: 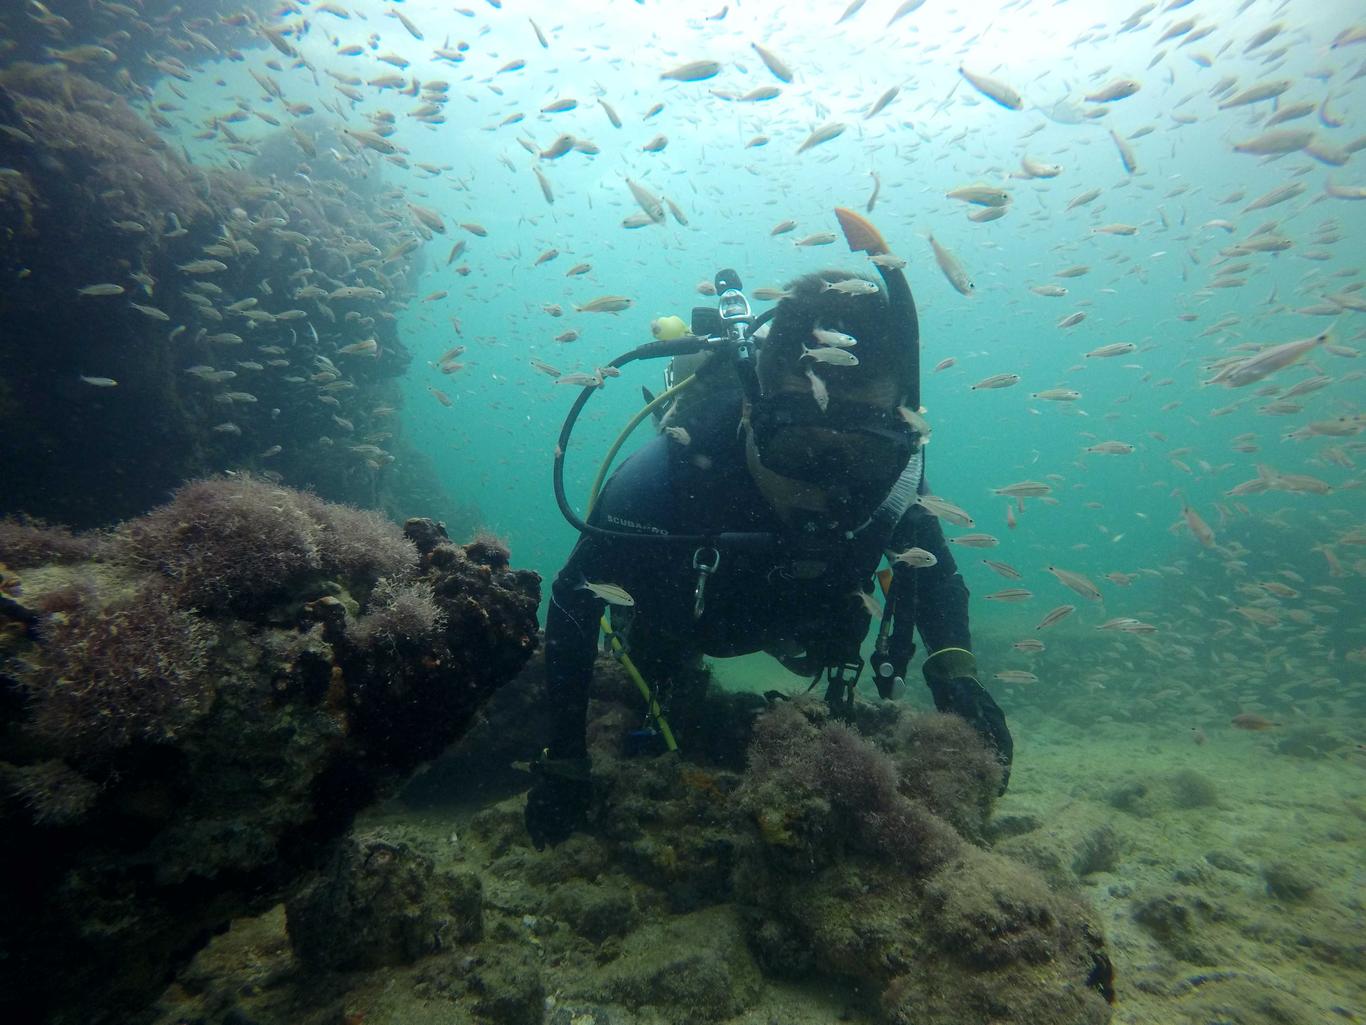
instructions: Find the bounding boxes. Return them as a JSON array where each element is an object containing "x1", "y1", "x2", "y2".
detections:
[{"x1": 750, "y1": 392, "x2": 913, "y2": 526}]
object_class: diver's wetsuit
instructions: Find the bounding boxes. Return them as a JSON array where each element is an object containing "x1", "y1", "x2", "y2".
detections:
[{"x1": 544, "y1": 395, "x2": 970, "y2": 760}]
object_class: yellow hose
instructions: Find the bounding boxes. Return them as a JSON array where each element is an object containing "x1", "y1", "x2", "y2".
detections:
[
  {"x1": 586, "y1": 365, "x2": 697, "y2": 751},
  {"x1": 586, "y1": 373, "x2": 696, "y2": 515},
  {"x1": 601, "y1": 616, "x2": 678, "y2": 751}
]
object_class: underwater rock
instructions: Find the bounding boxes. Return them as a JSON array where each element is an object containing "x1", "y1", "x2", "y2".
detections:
[
  {"x1": 1272, "y1": 724, "x2": 1344, "y2": 760},
  {"x1": 0, "y1": 482, "x2": 540, "y2": 1025},
  {"x1": 888, "y1": 708, "x2": 1004, "y2": 842},
  {"x1": 591, "y1": 905, "x2": 764, "y2": 1025},
  {"x1": 1106, "y1": 778, "x2": 1158, "y2": 816},
  {"x1": 1106, "y1": 767, "x2": 1220, "y2": 817},
  {"x1": 987, "y1": 798, "x2": 1134, "y2": 890},
  {"x1": 1204, "y1": 849, "x2": 1256, "y2": 876},
  {"x1": 1072, "y1": 824, "x2": 1126, "y2": 877},
  {"x1": 464, "y1": 944, "x2": 547, "y2": 1025},
  {"x1": 286, "y1": 829, "x2": 483, "y2": 970},
  {"x1": 1131, "y1": 889, "x2": 1226, "y2": 963},
  {"x1": 1167, "y1": 973, "x2": 1319, "y2": 1025},
  {"x1": 985, "y1": 811, "x2": 1044, "y2": 840},
  {"x1": 733, "y1": 701, "x2": 1114, "y2": 1025},
  {"x1": 546, "y1": 876, "x2": 641, "y2": 943},
  {"x1": 116, "y1": 474, "x2": 420, "y2": 613},
  {"x1": 602, "y1": 751, "x2": 742, "y2": 913},
  {"x1": 1261, "y1": 860, "x2": 1317, "y2": 902},
  {"x1": 547, "y1": 1005, "x2": 615, "y2": 1025},
  {"x1": 1168, "y1": 768, "x2": 1220, "y2": 809}
]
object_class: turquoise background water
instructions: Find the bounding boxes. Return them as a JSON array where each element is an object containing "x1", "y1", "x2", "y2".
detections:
[{"x1": 158, "y1": 0, "x2": 1363, "y2": 688}]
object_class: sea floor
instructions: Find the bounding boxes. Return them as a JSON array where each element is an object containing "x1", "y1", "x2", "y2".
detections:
[
  {"x1": 993, "y1": 712, "x2": 1365, "y2": 1024},
  {"x1": 157, "y1": 653, "x2": 1365, "y2": 1025},
  {"x1": 708, "y1": 654, "x2": 1366, "y2": 1025}
]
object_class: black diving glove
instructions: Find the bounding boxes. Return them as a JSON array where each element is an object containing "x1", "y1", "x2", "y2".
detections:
[
  {"x1": 524, "y1": 753, "x2": 593, "y2": 850},
  {"x1": 923, "y1": 648, "x2": 1014, "y2": 795}
]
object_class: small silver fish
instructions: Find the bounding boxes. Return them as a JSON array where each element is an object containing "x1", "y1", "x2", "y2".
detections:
[
  {"x1": 927, "y1": 234, "x2": 974, "y2": 295},
  {"x1": 1085, "y1": 78, "x2": 1141, "y2": 103},
  {"x1": 916, "y1": 494, "x2": 974, "y2": 527},
  {"x1": 958, "y1": 65, "x2": 1023, "y2": 110},
  {"x1": 822, "y1": 278, "x2": 880, "y2": 296},
  {"x1": 813, "y1": 327, "x2": 857, "y2": 348},
  {"x1": 891, "y1": 546, "x2": 938, "y2": 568},
  {"x1": 797, "y1": 122, "x2": 847, "y2": 154},
  {"x1": 1086, "y1": 342, "x2": 1136, "y2": 358},
  {"x1": 946, "y1": 184, "x2": 1010, "y2": 207},
  {"x1": 555, "y1": 372, "x2": 605, "y2": 388},
  {"x1": 949, "y1": 533, "x2": 999, "y2": 549},
  {"x1": 582, "y1": 581, "x2": 635, "y2": 606},
  {"x1": 971, "y1": 373, "x2": 1021, "y2": 391},
  {"x1": 660, "y1": 60, "x2": 722, "y2": 82},
  {"x1": 801, "y1": 345, "x2": 860, "y2": 366},
  {"x1": 896, "y1": 405, "x2": 932, "y2": 441},
  {"x1": 1046, "y1": 566, "x2": 1102, "y2": 601},
  {"x1": 1035, "y1": 605, "x2": 1076, "y2": 630},
  {"x1": 805, "y1": 367, "x2": 829, "y2": 411}
]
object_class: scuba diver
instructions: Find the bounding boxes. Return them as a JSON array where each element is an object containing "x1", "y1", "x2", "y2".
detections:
[{"x1": 526, "y1": 209, "x2": 1012, "y2": 850}]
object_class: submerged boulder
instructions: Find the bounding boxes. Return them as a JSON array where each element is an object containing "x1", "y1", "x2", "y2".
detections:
[
  {"x1": 732, "y1": 701, "x2": 1115, "y2": 1025},
  {"x1": 0, "y1": 480, "x2": 540, "y2": 1025},
  {"x1": 286, "y1": 829, "x2": 483, "y2": 970}
]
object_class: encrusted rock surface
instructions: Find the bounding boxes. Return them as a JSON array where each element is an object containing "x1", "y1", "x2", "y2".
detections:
[{"x1": 0, "y1": 480, "x2": 539, "y2": 1025}]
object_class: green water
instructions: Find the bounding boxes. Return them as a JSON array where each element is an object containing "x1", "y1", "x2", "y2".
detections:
[
  {"x1": 332, "y1": 0, "x2": 1366, "y2": 706},
  {"x1": 11, "y1": 0, "x2": 1363, "y2": 1018},
  {"x1": 50, "y1": 0, "x2": 1358, "y2": 793}
]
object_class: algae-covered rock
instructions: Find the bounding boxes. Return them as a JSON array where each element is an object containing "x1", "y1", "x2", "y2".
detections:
[
  {"x1": 1261, "y1": 860, "x2": 1317, "y2": 902},
  {"x1": 591, "y1": 905, "x2": 763, "y2": 1025},
  {"x1": 889, "y1": 709, "x2": 1003, "y2": 842},
  {"x1": 286, "y1": 829, "x2": 483, "y2": 970},
  {"x1": 1107, "y1": 768, "x2": 1220, "y2": 817},
  {"x1": 734, "y1": 701, "x2": 1115, "y2": 1025},
  {"x1": 1132, "y1": 889, "x2": 1228, "y2": 963},
  {"x1": 546, "y1": 877, "x2": 641, "y2": 943},
  {"x1": 1072, "y1": 823, "x2": 1126, "y2": 877},
  {"x1": 0, "y1": 487, "x2": 540, "y2": 1025},
  {"x1": 467, "y1": 943, "x2": 546, "y2": 1025}
]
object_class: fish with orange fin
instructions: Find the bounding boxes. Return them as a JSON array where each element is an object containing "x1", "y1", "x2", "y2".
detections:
[{"x1": 834, "y1": 206, "x2": 890, "y2": 256}]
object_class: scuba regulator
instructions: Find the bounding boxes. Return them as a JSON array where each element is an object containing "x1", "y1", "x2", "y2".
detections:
[{"x1": 552, "y1": 267, "x2": 772, "y2": 546}]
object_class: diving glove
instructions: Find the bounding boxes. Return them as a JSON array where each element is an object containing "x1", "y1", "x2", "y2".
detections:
[
  {"x1": 922, "y1": 648, "x2": 1014, "y2": 794},
  {"x1": 524, "y1": 752, "x2": 593, "y2": 850}
]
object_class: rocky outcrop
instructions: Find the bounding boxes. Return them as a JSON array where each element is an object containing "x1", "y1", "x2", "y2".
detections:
[{"x1": 0, "y1": 478, "x2": 540, "y2": 1025}]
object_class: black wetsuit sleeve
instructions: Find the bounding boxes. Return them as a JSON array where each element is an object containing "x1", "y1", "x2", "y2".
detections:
[
  {"x1": 887, "y1": 501, "x2": 971, "y2": 665},
  {"x1": 544, "y1": 537, "x2": 606, "y2": 760},
  {"x1": 543, "y1": 435, "x2": 682, "y2": 760}
]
